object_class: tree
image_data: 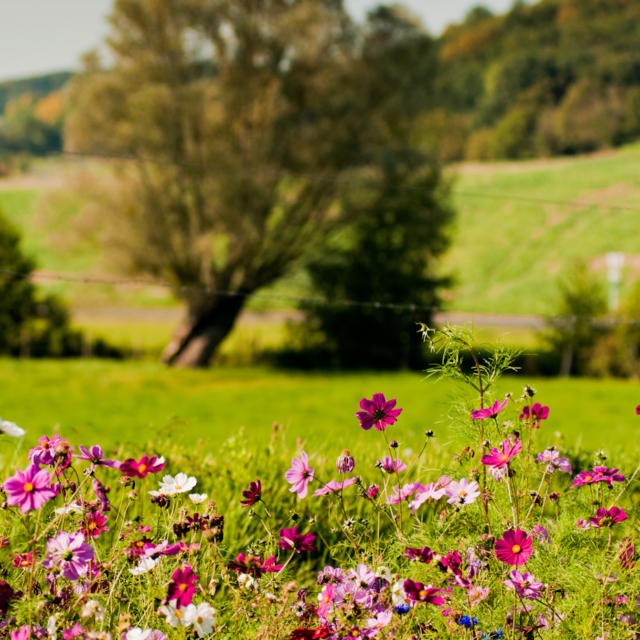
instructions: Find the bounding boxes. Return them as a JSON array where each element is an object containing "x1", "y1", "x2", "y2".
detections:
[{"x1": 66, "y1": 0, "x2": 436, "y2": 367}]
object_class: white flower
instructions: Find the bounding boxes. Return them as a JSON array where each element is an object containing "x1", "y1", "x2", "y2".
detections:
[
  {"x1": 391, "y1": 579, "x2": 409, "y2": 607},
  {"x1": 0, "y1": 420, "x2": 25, "y2": 438},
  {"x1": 189, "y1": 493, "x2": 208, "y2": 504},
  {"x1": 123, "y1": 629, "x2": 165, "y2": 640},
  {"x1": 47, "y1": 615, "x2": 57, "y2": 640},
  {"x1": 81, "y1": 599, "x2": 105, "y2": 622},
  {"x1": 375, "y1": 566, "x2": 392, "y2": 583},
  {"x1": 129, "y1": 556, "x2": 159, "y2": 575},
  {"x1": 238, "y1": 573, "x2": 258, "y2": 590},
  {"x1": 150, "y1": 473, "x2": 197, "y2": 497},
  {"x1": 158, "y1": 601, "x2": 191, "y2": 628},
  {"x1": 184, "y1": 602, "x2": 217, "y2": 638},
  {"x1": 54, "y1": 503, "x2": 83, "y2": 516}
]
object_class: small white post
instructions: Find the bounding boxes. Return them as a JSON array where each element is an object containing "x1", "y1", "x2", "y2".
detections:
[{"x1": 606, "y1": 252, "x2": 624, "y2": 312}]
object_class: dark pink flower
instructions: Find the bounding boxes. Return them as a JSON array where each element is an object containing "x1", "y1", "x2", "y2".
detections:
[
  {"x1": 63, "y1": 624, "x2": 86, "y2": 639},
  {"x1": 81, "y1": 511, "x2": 109, "y2": 539},
  {"x1": 240, "y1": 479, "x2": 262, "y2": 507},
  {"x1": 228, "y1": 553, "x2": 283, "y2": 577},
  {"x1": 4, "y1": 464, "x2": 56, "y2": 513},
  {"x1": 519, "y1": 403, "x2": 549, "y2": 428},
  {"x1": 167, "y1": 564, "x2": 198, "y2": 608},
  {"x1": 495, "y1": 529, "x2": 533, "y2": 566},
  {"x1": 361, "y1": 484, "x2": 380, "y2": 500},
  {"x1": 471, "y1": 398, "x2": 508, "y2": 420},
  {"x1": 571, "y1": 470, "x2": 600, "y2": 487},
  {"x1": 120, "y1": 455, "x2": 165, "y2": 478},
  {"x1": 636, "y1": 405, "x2": 640, "y2": 415},
  {"x1": 617, "y1": 539, "x2": 635, "y2": 570},
  {"x1": 312, "y1": 477, "x2": 358, "y2": 497},
  {"x1": 12, "y1": 551, "x2": 38, "y2": 568},
  {"x1": 592, "y1": 466, "x2": 626, "y2": 486},
  {"x1": 402, "y1": 580, "x2": 444, "y2": 605},
  {"x1": 356, "y1": 393, "x2": 402, "y2": 431},
  {"x1": 481, "y1": 439, "x2": 522, "y2": 469},
  {"x1": 278, "y1": 527, "x2": 316, "y2": 553},
  {"x1": 589, "y1": 506, "x2": 628, "y2": 528},
  {"x1": 404, "y1": 546, "x2": 434, "y2": 563},
  {"x1": 285, "y1": 452, "x2": 314, "y2": 499}
]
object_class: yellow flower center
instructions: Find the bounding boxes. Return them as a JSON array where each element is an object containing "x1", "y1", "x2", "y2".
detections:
[
  {"x1": 511, "y1": 544, "x2": 521, "y2": 554},
  {"x1": 139, "y1": 464, "x2": 147, "y2": 473},
  {"x1": 175, "y1": 485, "x2": 182, "y2": 490},
  {"x1": 179, "y1": 583, "x2": 188, "y2": 591},
  {"x1": 419, "y1": 589, "x2": 428, "y2": 598},
  {"x1": 23, "y1": 482, "x2": 34, "y2": 493},
  {"x1": 585, "y1": 475, "x2": 592, "y2": 482},
  {"x1": 459, "y1": 490, "x2": 467, "y2": 497}
]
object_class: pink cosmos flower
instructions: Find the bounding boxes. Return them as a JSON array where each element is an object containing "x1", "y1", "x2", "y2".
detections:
[
  {"x1": 356, "y1": 393, "x2": 402, "y2": 431},
  {"x1": 75, "y1": 445, "x2": 121, "y2": 469},
  {"x1": 495, "y1": 529, "x2": 533, "y2": 566},
  {"x1": 445, "y1": 479, "x2": 481, "y2": 506},
  {"x1": 402, "y1": 580, "x2": 444, "y2": 605},
  {"x1": 386, "y1": 482, "x2": 421, "y2": 505},
  {"x1": 285, "y1": 452, "x2": 314, "y2": 499},
  {"x1": 80, "y1": 511, "x2": 109, "y2": 539},
  {"x1": 377, "y1": 456, "x2": 407, "y2": 473},
  {"x1": 481, "y1": 439, "x2": 522, "y2": 469},
  {"x1": 503, "y1": 570, "x2": 546, "y2": 600},
  {"x1": 409, "y1": 483, "x2": 446, "y2": 513},
  {"x1": 519, "y1": 403, "x2": 549, "y2": 428},
  {"x1": 228, "y1": 553, "x2": 283, "y2": 577},
  {"x1": 42, "y1": 531, "x2": 94, "y2": 580},
  {"x1": 589, "y1": 506, "x2": 628, "y2": 528},
  {"x1": 4, "y1": 464, "x2": 56, "y2": 513},
  {"x1": 535, "y1": 448, "x2": 572, "y2": 474},
  {"x1": 120, "y1": 455, "x2": 165, "y2": 478},
  {"x1": 11, "y1": 628, "x2": 32, "y2": 640},
  {"x1": 63, "y1": 624, "x2": 87, "y2": 639},
  {"x1": 317, "y1": 583, "x2": 335, "y2": 619},
  {"x1": 277, "y1": 527, "x2": 317, "y2": 553},
  {"x1": 361, "y1": 484, "x2": 380, "y2": 500},
  {"x1": 471, "y1": 398, "x2": 508, "y2": 420},
  {"x1": 592, "y1": 466, "x2": 626, "y2": 486},
  {"x1": 313, "y1": 477, "x2": 358, "y2": 497},
  {"x1": 166, "y1": 565, "x2": 198, "y2": 608},
  {"x1": 29, "y1": 434, "x2": 72, "y2": 467},
  {"x1": 13, "y1": 550, "x2": 38, "y2": 568}
]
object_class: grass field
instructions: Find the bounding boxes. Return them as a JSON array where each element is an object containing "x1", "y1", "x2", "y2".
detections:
[{"x1": 0, "y1": 360, "x2": 637, "y2": 457}]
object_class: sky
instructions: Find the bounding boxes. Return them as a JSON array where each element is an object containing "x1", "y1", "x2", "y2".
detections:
[{"x1": 0, "y1": 0, "x2": 523, "y2": 82}]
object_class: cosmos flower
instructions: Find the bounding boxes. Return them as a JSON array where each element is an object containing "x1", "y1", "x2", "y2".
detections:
[
  {"x1": 74, "y1": 445, "x2": 120, "y2": 468},
  {"x1": 4, "y1": 464, "x2": 56, "y2": 513},
  {"x1": 0, "y1": 419, "x2": 25, "y2": 438},
  {"x1": 356, "y1": 393, "x2": 403, "y2": 431},
  {"x1": 313, "y1": 477, "x2": 359, "y2": 497},
  {"x1": 183, "y1": 602, "x2": 217, "y2": 637},
  {"x1": 189, "y1": 493, "x2": 208, "y2": 504},
  {"x1": 445, "y1": 479, "x2": 481, "y2": 506},
  {"x1": 402, "y1": 580, "x2": 444, "y2": 605},
  {"x1": 122, "y1": 630, "x2": 166, "y2": 640},
  {"x1": 403, "y1": 546, "x2": 434, "y2": 563},
  {"x1": 42, "y1": 531, "x2": 94, "y2": 580},
  {"x1": 29, "y1": 435, "x2": 72, "y2": 467},
  {"x1": 228, "y1": 553, "x2": 283, "y2": 577},
  {"x1": 409, "y1": 482, "x2": 446, "y2": 513},
  {"x1": 120, "y1": 455, "x2": 165, "y2": 478},
  {"x1": 589, "y1": 506, "x2": 628, "y2": 528},
  {"x1": 471, "y1": 398, "x2": 509, "y2": 420},
  {"x1": 285, "y1": 452, "x2": 314, "y2": 499},
  {"x1": 503, "y1": 570, "x2": 546, "y2": 600},
  {"x1": 80, "y1": 511, "x2": 108, "y2": 539},
  {"x1": 240, "y1": 479, "x2": 262, "y2": 507},
  {"x1": 167, "y1": 565, "x2": 198, "y2": 608},
  {"x1": 278, "y1": 527, "x2": 317, "y2": 553},
  {"x1": 535, "y1": 448, "x2": 571, "y2": 474},
  {"x1": 377, "y1": 456, "x2": 407, "y2": 473},
  {"x1": 482, "y1": 439, "x2": 523, "y2": 469},
  {"x1": 519, "y1": 403, "x2": 549, "y2": 428},
  {"x1": 495, "y1": 529, "x2": 533, "y2": 566},
  {"x1": 386, "y1": 482, "x2": 421, "y2": 505},
  {"x1": 336, "y1": 450, "x2": 355, "y2": 474},
  {"x1": 149, "y1": 473, "x2": 197, "y2": 497}
]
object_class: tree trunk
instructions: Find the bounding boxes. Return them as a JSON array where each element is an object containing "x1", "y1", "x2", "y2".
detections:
[{"x1": 162, "y1": 296, "x2": 246, "y2": 368}]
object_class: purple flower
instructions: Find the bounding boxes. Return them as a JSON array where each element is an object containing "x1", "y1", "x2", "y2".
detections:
[
  {"x1": 43, "y1": 531, "x2": 94, "y2": 580},
  {"x1": 336, "y1": 450, "x2": 355, "y2": 474},
  {"x1": 402, "y1": 580, "x2": 444, "y2": 605},
  {"x1": 278, "y1": 527, "x2": 316, "y2": 553},
  {"x1": 589, "y1": 507, "x2": 628, "y2": 528},
  {"x1": 404, "y1": 546, "x2": 434, "y2": 563},
  {"x1": 504, "y1": 570, "x2": 546, "y2": 600},
  {"x1": 356, "y1": 393, "x2": 402, "y2": 431},
  {"x1": 313, "y1": 477, "x2": 358, "y2": 497},
  {"x1": 592, "y1": 466, "x2": 626, "y2": 486},
  {"x1": 445, "y1": 479, "x2": 480, "y2": 506},
  {"x1": 377, "y1": 456, "x2": 406, "y2": 474},
  {"x1": 471, "y1": 398, "x2": 508, "y2": 420},
  {"x1": 75, "y1": 445, "x2": 120, "y2": 469},
  {"x1": 240, "y1": 480, "x2": 262, "y2": 507},
  {"x1": 531, "y1": 525, "x2": 550, "y2": 545},
  {"x1": 535, "y1": 448, "x2": 571, "y2": 474},
  {"x1": 4, "y1": 464, "x2": 56, "y2": 514},
  {"x1": 29, "y1": 434, "x2": 72, "y2": 468},
  {"x1": 285, "y1": 452, "x2": 314, "y2": 499}
]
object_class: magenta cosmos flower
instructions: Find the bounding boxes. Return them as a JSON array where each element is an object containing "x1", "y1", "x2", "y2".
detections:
[
  {"x1": 75, "y1": 445, "x2": 121, "y2": 469},
  {"x1": 356, "y1": 393, "x2": 402, "y2": 431},
  {"x1": 589, "y1": 506, "x2": 628, "y2": 528},
  {"x1": 120, "y1": 455, "x2": 165, "y2": 478},
  {"x1": 43, "y1": 531, "x2": 94, "y2": 580},
  {"x1": 81, "y1": 511, "x2": 108, "y2": 539},
  {"x1": 4, "y1": 464, "x2": 56, "y2": 513},
  {"x1": 285, "y1": 451, "x2": 314, "y2": 499},
  {"x1": 167, "y1": 564, "x2": 198, "y2": 608},
  {"x1": 503, "y1": 570, "x2": 546, "y2": 600},
  {"x1": 240, "y1": 479, "x2": 262, "y2": 507},
  {"x1": 495, "y1": 529, "x2": 533, "y2": 566},
  {"x1": 481, "y1": 439, "x2": 522, "y2": 469},
  {"x1": 519, "y1": 403, "x2": 549, "y2": 428},
  {"x1": 471, "y1": 398, "x2": 508, "y2": 420},
  {"x1": 228, "y1": 553, "x2": 283, "y2": 577},
  {"x1": 402, "y1": 580, "x2": 444, "y2": 605},
  {"x1": 403, "y1": 546, "x2": 434, "y2": 563},
  {"x1": 277, "y1": 527, "x2": 316, "y2": 553}
]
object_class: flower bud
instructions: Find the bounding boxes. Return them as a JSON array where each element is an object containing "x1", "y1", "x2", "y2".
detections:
[
  {"x1": 336, "y1": 450, "x2": 355, "y2": 474},
  {"x1": 389, "y1": 440, "x2": 398, "y2": 449}
]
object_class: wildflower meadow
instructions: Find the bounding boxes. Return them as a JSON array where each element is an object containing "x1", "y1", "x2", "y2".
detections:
[{"x1": 0, "y1": 329, "x2": 639, "y2": 639}]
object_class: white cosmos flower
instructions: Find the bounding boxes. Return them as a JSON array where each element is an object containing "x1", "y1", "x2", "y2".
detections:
[
  {"x1": 150, "y1": 473, "x2": 197, "y2": 497},
  {"x1": 189, "y1": 493, "x2": 208, "y2": 504},
  {"x1": 123, "y1": 629, "x2": 165, "y2": 640},
  {"x1": 81, "y1": 599, "x2": 105, "y2": 622},
  {"x1": 129, "y1": 556, "x2": 159, "y2": 575},
  {"x1": 238, "y1": 573, "x2": 258, "y2": 590},
  {"x1": 0, "y1": 420, "x2": 25, "y2": 438},
  {"x1": 54, "y1": 503, "x2": 83, "y2": 516},
  {"x1": 158, "y1": 601, "x2": 191, "y2": 628},
  {"x1": 183, "y1": 602, "x2": 217, "y2": 637}
]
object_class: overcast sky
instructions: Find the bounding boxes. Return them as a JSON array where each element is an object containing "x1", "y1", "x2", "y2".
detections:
[{"x1": 0, "y1": 0, "x2": 524, "y2": 82}]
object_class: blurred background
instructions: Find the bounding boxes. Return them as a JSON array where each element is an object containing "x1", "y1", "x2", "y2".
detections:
[{"x1": 2, "y1": 0, "x2": 640, "y2": 448}]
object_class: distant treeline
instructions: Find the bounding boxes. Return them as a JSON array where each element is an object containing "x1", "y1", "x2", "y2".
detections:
[
  {"x1": 432, "y1": 0, "x2": 640, "y2": 160},
  {"x1": 5, "y1": 0, "x2": 640, "y2": 162}
]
